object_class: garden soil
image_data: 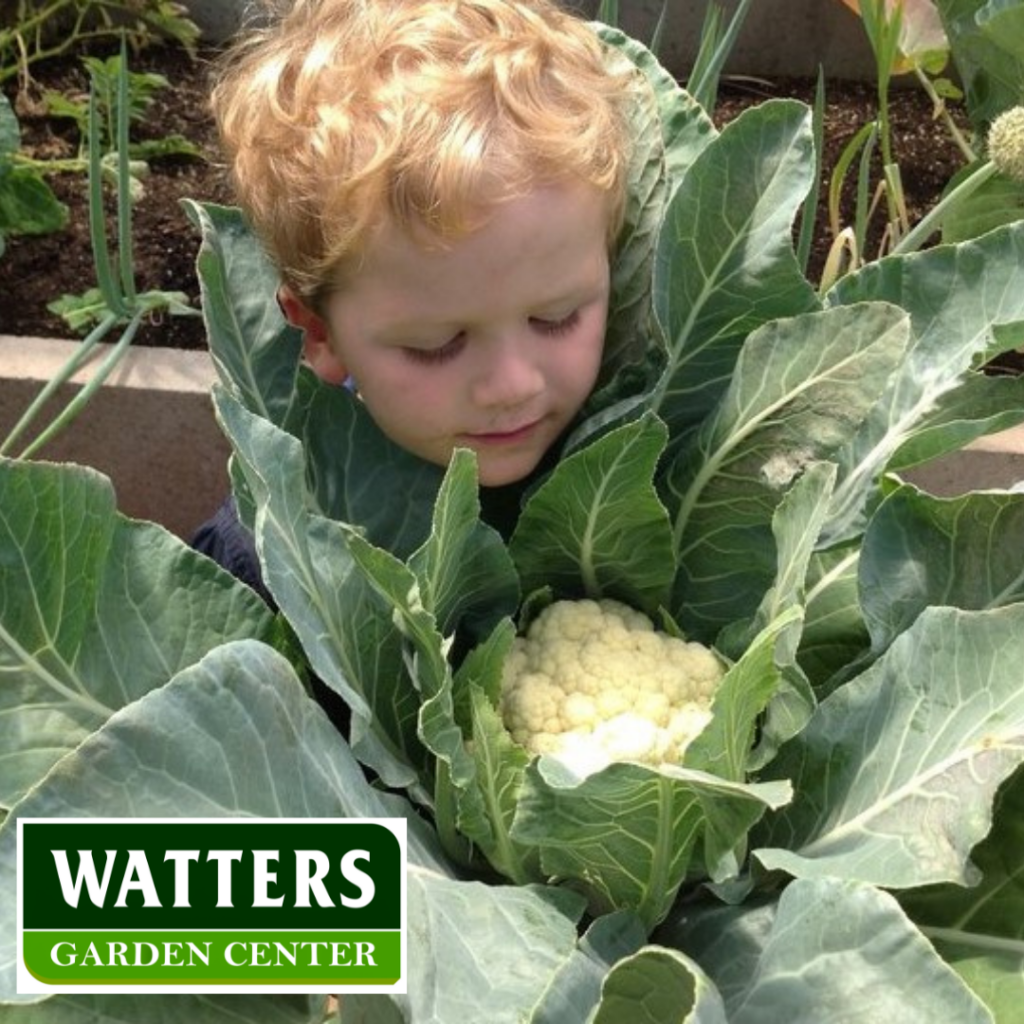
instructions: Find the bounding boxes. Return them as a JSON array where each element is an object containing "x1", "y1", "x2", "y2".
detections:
[{"x1": 0, "y1": 42, "x2": 988, "y2": 358}]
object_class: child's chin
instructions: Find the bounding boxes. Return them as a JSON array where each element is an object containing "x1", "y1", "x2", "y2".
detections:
[
  {"x1": 431, "y1": 436, "x2": 549, "y2": 488},
  {"x1": 474, "y1": 454, "x2": 542, "y2": 488}
]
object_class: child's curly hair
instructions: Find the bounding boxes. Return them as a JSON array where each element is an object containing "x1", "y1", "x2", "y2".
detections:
[{"x1": 211, "y1": 0, "x2": 636, "y2": 307}]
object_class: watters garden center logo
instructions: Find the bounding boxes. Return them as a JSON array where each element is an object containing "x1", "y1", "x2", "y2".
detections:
[{"x1": 16, "y1": 818, "x2": 406, "y2": 994}]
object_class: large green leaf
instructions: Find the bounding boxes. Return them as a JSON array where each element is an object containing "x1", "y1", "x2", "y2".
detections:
[
  {"x1": 0, "y1": 641, "x2": 594, "y2": 1024},
  {"x1": 0, "y1": 994, "x2": 319, "y2": 1023},
  {"x1": 888, "y1": 370, "x2": 1024, "y2": 472},
  {"x1": 509, "y1": 413, "x2": 676, "y2": 616},
  {"x1": 0, "y1": 458, "x2": 273, "y2": 809},
  {"x1": 934, "y1": 0, "x2": 1024, "y2": 127},
  {"x1": 648, "y1": 98, "x2": 820, "y2": 436},
  {"x1": 590, "y1": 24, "x2": 716, "y2": 395},
  {"x1": 184, "y1": 202, "x2": 303, "y2": 428},
  {"x1": 513, "y1": 759, "x2": 790, "y2": 932},
  {"x1": 714, "y1": 464, "x2": 836, "y2": 765},
  {"x1": 531, "y1": 911, "x2": 648, "y2": 1023},
  {"x1": 755, "y1": 605, "x2": 1024, "y2": 889},
  {"x1": 859, "y1": 484, "x2": 1024, "y2": 652},
  {"x1": 685, "y1": 606, "x2": 803, "y2": 785},
  {"x1": 345, "y1": 872, "x2": 586, "y2": 1024},
  {"x1": 901, "y1": 767, "x2": 1024, "y2": 1023},
  {"x1": 408, "y1": 448, "x2": 520, "y2": 641},
  {"x1": 0, "y1": 169, "x2": 67, "y2": 236},
  {"x1": 302, "y1": 382, "x2": 443, "y2": 559},
  {"x1": 823, "y1": 221, "x2": 1024, "y2": 543},
  {"x1": 214, "y1": 390, "x2": 426, "y2": 790},
  {"x1": 457, "y1": 678, "x2": 536, "y2": 885},
  {"x1": 797, "y1": 541, "x2": 870, "y2": 688},
  {"x1": 0, "y1": 639, "x2": 450, "y2": 1006},
  {"x1": 663, "y1": 302, "x2": 910, "y2": 639},
  {"x1": 659, "y1": 878, "x2": 993, "y2": 1023},
  {"x1": 591, "y1": 945, "x2": 728, "y2": 1023},
  {"x1": 595, "y1": 24, "x2": 716, "y2": 187},
  {"x1": 942, "y1": 162, "x2": 1024, "y2": 245}
]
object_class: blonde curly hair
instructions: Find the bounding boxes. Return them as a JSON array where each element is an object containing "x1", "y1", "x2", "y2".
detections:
[{"x1": 211, "y1": 0, "x2": 635, "y2": 306}]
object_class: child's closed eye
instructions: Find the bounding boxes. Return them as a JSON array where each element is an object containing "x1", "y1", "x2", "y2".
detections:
[
  {"x1": 530, "y1": 309, "x2": 580, "y2": 336},
  {"x1": 402, "y1": 333, "x2": 467, "y2": 365},
  {"x1": 401, "y1": 309, "x2": 581, "y2": 366}
]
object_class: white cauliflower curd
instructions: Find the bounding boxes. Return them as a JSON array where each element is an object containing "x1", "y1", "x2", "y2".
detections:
[{"x1": 500, "y1": 598, "x2": 726, "y2": 776}]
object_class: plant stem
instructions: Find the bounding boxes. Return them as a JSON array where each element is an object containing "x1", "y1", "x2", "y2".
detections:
[
  {"x1": 891, "y1": 159, "x2": 999, "y2": 255},
  {"x1": 0, "y1": 311, "x2": 118, "y2": 457},
  {"x1": 432, "y1": 759, "x2": 476, "y2": 870},
  {"x1": 12, "y1": 154, "x2": 87, "y2": 175},
  {"x1": 637, "y1": 774, "x2": 675, "y2": 931},
  {"x1": 15, "y1": 310, "x2": 145, "y2": 460},
  {"x1": 115, "y1": 37, "x2": 136, "y2": 306},
  {"x1": 87, "y1": 86, "x2": 125, "y2": 317},
  {"x1": 1, "y1": 0, "x2": 73, "y2": 50},
  {"x1": 0, "y1": 21, "x2": 116, "y2": 85},
  {"x1": 912, "y1": 66, "x2": 976, "y2": 163}
]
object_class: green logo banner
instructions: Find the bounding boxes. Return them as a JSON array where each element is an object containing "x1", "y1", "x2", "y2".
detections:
[{"x1": 17, "y1": 818, "x2": 406, "y2": 994}]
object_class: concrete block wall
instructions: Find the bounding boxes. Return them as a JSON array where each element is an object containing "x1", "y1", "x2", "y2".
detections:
[
  {"x1": 569, "y1": 0, "x2": 878, "y2": 81},
  {"x1": 187, "y1": 0, "x2": 880, "y2": 80},
  {"x1": 903, "y1": 427, "x2": 1024, "y2": 496},
  {"x1": 0, "y1": 336, "x2": 230, "y2": 540}
]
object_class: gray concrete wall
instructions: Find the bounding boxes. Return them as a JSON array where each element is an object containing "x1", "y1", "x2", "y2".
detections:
[
  {"x1": 903, "y1": 428, "x2": 1024, "y2": 496},
  {"x1": 0, "y1": 336, "x2": 230, "y2": 540},
  {"x1": 571, "y1": 0, "x2": 878, "y2": 81},
  {"x1": 187, "y1": 0, "x2": 880, "y2": 80}
]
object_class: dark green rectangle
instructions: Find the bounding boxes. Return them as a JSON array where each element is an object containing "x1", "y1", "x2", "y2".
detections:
[{"x1": 22, "y1": 820, "x2": 401, "y2": 930}]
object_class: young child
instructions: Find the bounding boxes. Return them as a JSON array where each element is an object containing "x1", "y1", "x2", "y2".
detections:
[{"x1": 193, "y1": 0, "x2": 637, "y2": 595}]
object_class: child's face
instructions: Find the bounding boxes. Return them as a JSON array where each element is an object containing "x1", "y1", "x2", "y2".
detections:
[{"x1": 290, "y1": 183, "x2": 611, "y2": 487}]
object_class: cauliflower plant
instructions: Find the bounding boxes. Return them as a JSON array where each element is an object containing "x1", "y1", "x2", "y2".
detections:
[{"x1": 500, "y1": 598, "x2": 725, "y2": 776}]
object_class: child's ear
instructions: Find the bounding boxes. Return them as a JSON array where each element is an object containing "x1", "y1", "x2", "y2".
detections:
[{"x1": 277, "y1": 285, "x2": 349, "y2": 385}]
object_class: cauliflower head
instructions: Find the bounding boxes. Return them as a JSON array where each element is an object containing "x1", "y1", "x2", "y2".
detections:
[{"x1": 500, "y1": 598, "x2": 725, "y2": 775}]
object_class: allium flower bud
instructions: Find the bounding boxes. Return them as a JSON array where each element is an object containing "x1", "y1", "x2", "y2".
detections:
[{"x1": 988, "y1": 106, "x2": 1024, "y2": 182}]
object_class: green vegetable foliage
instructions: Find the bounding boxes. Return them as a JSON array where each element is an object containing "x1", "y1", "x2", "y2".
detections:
[{"x1": 4, "y1": 22, "x2": 1024, "y2": 1024}]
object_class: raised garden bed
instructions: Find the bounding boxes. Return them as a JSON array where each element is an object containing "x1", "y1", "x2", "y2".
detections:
[{"x1": 4, "y1": 36, "x2": 1023, "y2": 538}]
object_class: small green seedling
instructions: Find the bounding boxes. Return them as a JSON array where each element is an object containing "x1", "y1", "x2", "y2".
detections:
[{"x1": 44, "y1": 54, "x2": 202, "y2": 167}]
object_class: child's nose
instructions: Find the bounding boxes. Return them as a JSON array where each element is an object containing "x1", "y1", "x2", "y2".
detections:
[{"x1": 470, "y1": 339, "x2": 545, "y2": 409}]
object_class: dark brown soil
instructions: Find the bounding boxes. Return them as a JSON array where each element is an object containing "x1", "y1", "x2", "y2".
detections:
[
  {"x1": 718, "y1": 76, "x2": 969, "y2": 239},
  {"x1": 0, "y1": 44, "x2": 976, "y2": 352},
  {"x1": 0, "y1": 43, "x2": 234, "y2": 349}
]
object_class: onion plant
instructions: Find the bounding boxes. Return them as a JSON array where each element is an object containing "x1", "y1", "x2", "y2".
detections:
[{"x1": 0, "y1": 38, "x2": 196, "y2": 460}]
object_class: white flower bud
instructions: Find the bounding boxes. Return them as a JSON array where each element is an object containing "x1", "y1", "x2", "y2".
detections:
[{"x1": 988, "y1": 106, "x2": 1024, "y2": 182}]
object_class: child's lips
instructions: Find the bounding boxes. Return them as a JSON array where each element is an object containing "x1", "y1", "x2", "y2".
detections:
[{"x1": 464, "y1": 418, "x2": 544, "y2": 445}]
